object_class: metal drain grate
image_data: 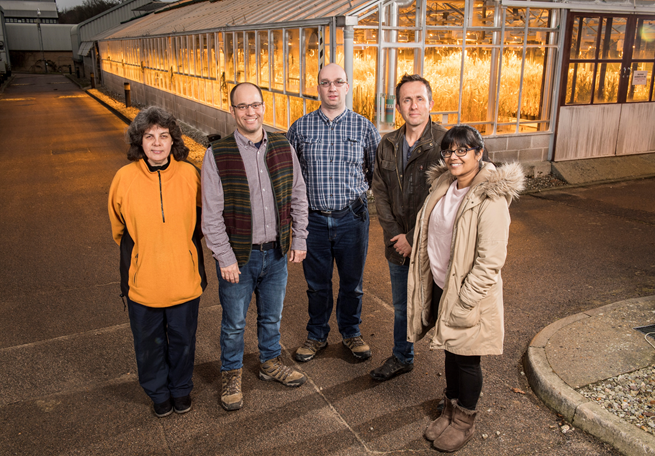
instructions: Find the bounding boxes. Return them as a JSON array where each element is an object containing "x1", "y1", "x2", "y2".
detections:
[{"x1": 634, "y1": 324, "x2": 655, "y2": 336}]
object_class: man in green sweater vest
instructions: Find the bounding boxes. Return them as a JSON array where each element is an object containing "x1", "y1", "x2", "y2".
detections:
[{"x1": 201, "y1": 82, "x2": 309, "y2": 411}]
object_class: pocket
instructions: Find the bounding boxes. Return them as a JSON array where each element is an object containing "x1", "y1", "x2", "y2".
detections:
[
  {"x1": 447, "y1": 299, "x2": 480, "y2": 328},
  {"x1": 381, "y1": 159, "x2": 396, "y2": 171},
  {"x1": 302, "y1": 137, "x2": 322, "y2": 163}
]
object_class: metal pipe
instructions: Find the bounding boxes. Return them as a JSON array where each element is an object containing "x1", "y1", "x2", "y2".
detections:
[{"x1": 124, "y1": 82, "x2": 131, "y2": 108}]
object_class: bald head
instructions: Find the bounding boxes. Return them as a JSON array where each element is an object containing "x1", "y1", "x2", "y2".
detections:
[
  {"x1": 318, "y1": 63, "x2": 348, "y2": 83},
  {"x1": 317, "y1": 63, "x2": 349, "y2": 119}
]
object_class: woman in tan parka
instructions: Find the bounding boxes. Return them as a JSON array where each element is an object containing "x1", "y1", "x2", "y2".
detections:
[{"x1": 407, "y1": 125, "x2": 524, "y2": 452}]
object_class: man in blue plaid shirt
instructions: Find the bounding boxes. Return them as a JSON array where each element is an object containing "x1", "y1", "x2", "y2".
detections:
[{"x1": 287, "y1": 63, "x2": 381, "y2": 363}]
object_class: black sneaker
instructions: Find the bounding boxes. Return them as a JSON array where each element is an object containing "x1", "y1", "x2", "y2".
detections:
[
  {"x1": 369, "y1": 355, "x2": 414, "y2": 381},
  {"x1": 153, "y1": 398, "x2": 174, "y2": 417},
  {"x1": 172, "y1": 395, "x2": 192, "y2": 414}
]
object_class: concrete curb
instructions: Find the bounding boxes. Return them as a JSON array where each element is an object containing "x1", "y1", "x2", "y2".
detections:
[
  {"x1": 85, "y1": 89, "x2": 132, "y2": 126},
  {"x1": 525, "y1": 298, "x2": 655, "y2": 455},
  {"x1": 521, "y1": 174, "x2": 655, "y2": 196}
]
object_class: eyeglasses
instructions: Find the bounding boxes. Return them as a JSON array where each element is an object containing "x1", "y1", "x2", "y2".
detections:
[
  {"x1": 232, "y1": 102, "x2": 264, "y2": 111},
  {"x1": 318, "y1": 79, "x2": 347, "y2": 88},
  {"x1": 440, "y1": 147, "x2": 479, "y2": 159}
]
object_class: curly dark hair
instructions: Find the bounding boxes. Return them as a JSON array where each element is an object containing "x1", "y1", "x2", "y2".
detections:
[
  {"x1": 126, "y1": 106, "x2": 189, "y2": 162},
  {"x1": 441, "y1": 125, "x2": 491, "y2": 168}
]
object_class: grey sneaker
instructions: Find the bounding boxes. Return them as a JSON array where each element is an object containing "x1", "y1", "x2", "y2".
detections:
[
  {"x1": 221, "y1": 368, "x2": 243, "y2": 411},
  {"x1": 295, "y1": 338, "x2": 328, "y2": 362},
  {"x1": 343, "y1": 336, "x2": 372, "y2": 360},
  {"x1": 259, "y1": 356, "x2": 306, "y2": 387}
]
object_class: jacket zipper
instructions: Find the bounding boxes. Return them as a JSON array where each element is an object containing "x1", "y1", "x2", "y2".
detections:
[
  {"x1": 133, "y1": 253, "x2": 139, "y2": 284},
  {"x1": 158, "y1": 171, "x2": 166, "y2": 223}
]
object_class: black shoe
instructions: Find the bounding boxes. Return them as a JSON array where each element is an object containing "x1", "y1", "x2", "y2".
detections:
[
  {"x1": 172, "y1": 395, "x2": 192, "y2": 414},
  {"x1": 153, "y1": 398, "x2": 174, "y2": 417},
  {"x1": 369, "y1": 355, "x2": 414, "y2": 381}
]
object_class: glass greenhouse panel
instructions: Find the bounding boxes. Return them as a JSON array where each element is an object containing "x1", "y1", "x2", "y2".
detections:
[
  {"x1": 498, "y1": 47, "x2": 522, "y2": 123},
  {"x1": 209, "y1": 35, "x2": 216, "y2": 79},
  {"x1": 426, "y1": 1, "x2": 465, "y2": 27},
  {"x1": 358, "y1": 5, "x2": 378, "y2": 26},
  {"x1": 290, "y1": 96, "x2": 304, "y2": 125},
  {"x1": 594, "y1": 62, "x2": 621, "y2": 103},
  {"x1": 258, "y1": 31, "x2": 270, "y2": 89},
  {"x1": 599, "y1": 17, "x2": 627, "y2": 60},
  {"x1": 505, "y1": 8, "x2": 525, "y2": 28},
  {"x1": 521, "y1": 48, "x2": 547, "y2": 120},
  {"x1": 262, "y1": 91, "x2": 274, "y2": 125},
  {"x1": 303, "y1": 28, "x2": 319, "y2": 98},
  {"x1": 472, "y1": 0, "x2": 495, "y2": 27},
  {"x1": 566, "y1": 62, "x2": 594, "y2": 104},
  {"x1": 627, "y1": 62, "x2": 653, "y2": 102},
  {"x1": 424, "y1": 48, "x2": 461, "y2": 114},
  {"x1": 272, "y1": 30, "x2": 284, "y2": 91},
  {"x1": 225, "y1": 33, "x2": 235, "y2": 82},
  {"x1": 461, "y1": 48, "x2": 492, "y2": 123},
  {"x1": 306, "y1": 98, "x2": 320, "y2": 114},
  {"x1": 426, "y1": 30, "x2": 464, "y2": 45},
  {"x1": 236, "y1": 33, "x2": 245, "y2": 83},
  {"x1": 287, "y1": 29, "x2": 300, "y2": 94},
  {"x1": 247, "y1": 32, "x2": 256, "y2": 83},
  {"x1": 352, "y1": 46, "x2": 377, "y2": 124},
  {"x1": 274, "y1": 93, "x2": 288, "y2": 128},
  {"x1": 634, "y1": 19, "x2": 655, "y2": 60},
  {"x1": 528, "y1": 9, "x2": 551, "y2": 28},
  {"x1": 570, "y1": 17, "x2": 599, "y2": 60}
]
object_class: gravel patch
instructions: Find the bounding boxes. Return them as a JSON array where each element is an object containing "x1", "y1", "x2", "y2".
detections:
[
  {"x1": 523, "y1": 174, "x2": 567, "y2": 192},
  {"x1": 577, "y1": 365, "x2": 655, "y2": 436}
]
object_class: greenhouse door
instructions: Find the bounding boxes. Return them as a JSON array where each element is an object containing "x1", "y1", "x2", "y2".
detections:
[{"x1": 554, "y1": 14, "x2": 655, "y2": 161}]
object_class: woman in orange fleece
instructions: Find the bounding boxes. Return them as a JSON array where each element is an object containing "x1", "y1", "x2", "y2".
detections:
[{"x1": 108, "y1": 106, "x2": 207, "y2": 417}]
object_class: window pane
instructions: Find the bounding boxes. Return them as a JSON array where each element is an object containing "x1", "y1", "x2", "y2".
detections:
[
  {"x1": 272, "y1": 30, "x2": 284, "y2": 91},
  {"x1": 505, "y1": 8, "x2": 525, "y2": 28},
  {"x1": 287, "y1": 29, "x2": 300, "y2": 94},
  {"x1": 570, "y1": 17, "x2": 599, "y2": 60},
  {"x1": 461, "y1": 48, "x2": 492, "y2": 122},
  {"x1": 202, "y1": 34, "x2": 209, "y2": 78},
  {"x1": 627, "y1": 62, "x2": 653, "y2": 102},
  {"x1": 262, "y1": 91, "x2": 274, "y2": 125},
  {"x1": 303, "y1": 28, "x2": 319, "y2": 97},
  {"x1": 209, "y1": 34, "x2": 216, "y2": 79},
  {"x1": 218, "y1": 33, "x2": 226, "y2": 108},
  {"x1": 426, "y1": 30, "x2": 463, "y2": 45},
  {"x1": 528, "y1": 9, "x2": 551, "y2": 28},
  {"x1": 357, "y1": 5, "x2": 378, "y2": 26},
  {"x1": 424, "y1": 47, "x2": 461, "y2": 113},
  {"x1": 236, "y1": 32, "x2": 245, "y2": 83},
  {"x1": 306, "y1": 98, "x2": 320, "y2": 113},
  {"x1": 522, "y1": 48, "x2": 547, "y2": 120},
  {"x1": 472, "y1": 0, "x2": 495, "y2": 27},
  {"x1": 593, "y1": 62, "x2": 620, "y2": 103},
  {"x1": 274, "y1": 93, "x2": 288, "y2": 128},
  {"x1": 226, "y1": 33, "x2": 234, "y2": 82},
  {"x1": 247, "y1": 32, "x2": 256, "y2": 83},
  {"x1": 353, "y1": 46, "x2": 377, "y2": 122},
  {"x1": 599, "y1": 17, "x2": 626, "y2": 60},
  {"x1": 498, "y1": 48, "x2": 522, "y2": 123},
  {"x1": 504, "y1": 30, "x2": 524, "y2": 46},
  {"x1": 566, "y1": 62, "x2": 594, "y2": 104},
  {"x1": 398, "y1": 0, "x2": 417, "y2": 28},
  {"x1": 634, "y1": 19, "x2": 655, "y2": 60},
  {"x1": 259, "y1": 31, "x2": 270, "y2": 89},
  {"x1": 426, "y1": 0, "x2": 465, "y2": 27},
  {"x1": 290, "y1": 96, "x2": 304, "y2": 125}
]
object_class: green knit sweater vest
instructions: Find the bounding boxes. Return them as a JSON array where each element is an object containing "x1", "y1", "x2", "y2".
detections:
[{"x1": 211, "y1": 132, "x2": 293, "y2": 266}]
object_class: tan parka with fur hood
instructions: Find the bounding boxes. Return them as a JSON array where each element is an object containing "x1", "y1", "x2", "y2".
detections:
[{"x1": 407, "y1": 161, "x2": 525, "y2": 356}]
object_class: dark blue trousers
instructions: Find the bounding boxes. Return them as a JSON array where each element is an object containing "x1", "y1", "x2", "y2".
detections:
[{"x1": 127, "y1": 296, "x2": 200, "y2": 404}]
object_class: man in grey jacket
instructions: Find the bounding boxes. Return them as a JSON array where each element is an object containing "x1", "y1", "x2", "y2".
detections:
[{"x1": 370, "y1": 74, "x2": 446, "y2": 381}]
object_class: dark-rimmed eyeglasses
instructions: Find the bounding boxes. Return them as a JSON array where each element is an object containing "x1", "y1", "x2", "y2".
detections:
[
  {"x1": 440, "y1": 147, "x2": 478, "y2": 159},
  {"x1": 232, "y1": 102, "x2": 264, "y2": 111},
  {"x1": 318, "y1": 79, "x2": 347, "y2": 88}
]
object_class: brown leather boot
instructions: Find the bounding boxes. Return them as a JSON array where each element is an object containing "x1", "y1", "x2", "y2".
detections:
[
  {"x1": 432, "y1": 401, "x2": 477, "y2": 452},
  {"x1": 424, "y1": 391, "x2": 455, "y2": 441}
]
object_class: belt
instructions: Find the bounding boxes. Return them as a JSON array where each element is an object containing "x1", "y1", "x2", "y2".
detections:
[
  {"x1": 252, "y1": 241, "x2": 278, "y2": 251},
  {"x1": 311, "y1": 197, "x2": 365, "y2": 218}
]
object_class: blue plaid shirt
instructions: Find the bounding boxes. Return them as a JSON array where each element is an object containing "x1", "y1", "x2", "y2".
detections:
[{"x1": 287, "y1": 108, "x2": 381, "y2": 211}]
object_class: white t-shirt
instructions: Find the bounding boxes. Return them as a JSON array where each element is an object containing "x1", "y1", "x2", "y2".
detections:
[{"x1": 427, "y1": 180, "x2": 470, "y2": 288}]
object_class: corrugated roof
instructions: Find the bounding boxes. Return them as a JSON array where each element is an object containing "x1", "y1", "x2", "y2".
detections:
[{"x1": 100, "y1": 0, "x2": 375, "y2": 40}]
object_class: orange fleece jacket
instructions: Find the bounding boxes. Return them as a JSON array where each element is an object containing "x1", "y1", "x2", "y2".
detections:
[{"x1": 108, "y1": 158, "x2": 203, "y2": 307}]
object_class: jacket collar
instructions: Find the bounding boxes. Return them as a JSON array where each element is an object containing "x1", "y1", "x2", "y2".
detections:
[
  {"x1": 385, "y1": 119, "x2": 437, "y2": 151},
  {"x1": 138, "y1": 156, "x2": 179, "y2": 182},
  {"x1": 427, "y1": 161, "x2": 525, "y2": 205}
]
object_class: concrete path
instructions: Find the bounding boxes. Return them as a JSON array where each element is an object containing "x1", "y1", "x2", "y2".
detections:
[{"x1": 2, "y1": 73, "x2": 654, "y2": 455}]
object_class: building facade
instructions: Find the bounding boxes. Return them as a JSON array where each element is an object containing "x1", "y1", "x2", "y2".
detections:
[{"x1": 94, "y1": 0, "x2": 655, "y2": 163}]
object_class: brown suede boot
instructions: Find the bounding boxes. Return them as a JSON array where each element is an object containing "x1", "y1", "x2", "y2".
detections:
[
  {"x1": 432, "y1": 401, "x2": 477, "y2": 452},
  {"x1": 424, "y1": 392, "x2": 455, "y2": 441}
]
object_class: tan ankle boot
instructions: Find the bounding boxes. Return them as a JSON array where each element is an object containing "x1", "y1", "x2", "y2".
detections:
[
  {"x1": 424, "y1": 392, "x2": 455, "y2": 441},
  {"x1": 432, "y1": 401, "x2": 477, "y2": 452}
]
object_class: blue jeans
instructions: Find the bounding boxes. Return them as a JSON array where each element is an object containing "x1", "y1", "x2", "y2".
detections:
[
  {"x1": 216, "y1": 249, "x2": 287, "y2": 371},
  {"x1": 303, "y1": 200, "x2": 369, "y2": 342},
  {"x1": 388, "y1": 261, "x2": 414, "y2": 365},
  {"x1": 127, "y1": 296, "x2": 200, "y2": 404}
]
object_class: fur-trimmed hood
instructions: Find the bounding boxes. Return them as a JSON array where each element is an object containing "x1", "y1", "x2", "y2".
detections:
[{"x1": 426, "y1": 161, "x2": 525, "y2": 204}]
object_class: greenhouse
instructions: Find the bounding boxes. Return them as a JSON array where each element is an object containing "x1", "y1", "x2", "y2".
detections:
[{"x1": 94, "y1": 0, "x2": 655, "y2": 162}]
